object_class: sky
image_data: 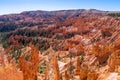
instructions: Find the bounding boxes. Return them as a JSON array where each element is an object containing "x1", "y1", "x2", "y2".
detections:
[{"x1": 0, "y1": 0, "x2": 120, "y2": 15}]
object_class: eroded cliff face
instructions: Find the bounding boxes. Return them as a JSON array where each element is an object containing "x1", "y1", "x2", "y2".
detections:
[
  {"x1": 0, "y1": 10, "x2": 120, "y2": 80},
  {"x1": 106, "y1": 40, "x2": 120, "y2": 72},
  {"x1": 108, "y1": 50, "x2": 120, "y2": 72}
]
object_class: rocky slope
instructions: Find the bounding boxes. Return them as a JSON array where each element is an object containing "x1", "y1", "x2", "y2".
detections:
[{"x1": 0, "y1": 9, "x2": 120, "y2": 80}]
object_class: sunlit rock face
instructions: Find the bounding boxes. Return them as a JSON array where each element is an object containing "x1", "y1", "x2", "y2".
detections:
[{"x1": 108, "y1": 50, "x2": 120, "y2": 72}]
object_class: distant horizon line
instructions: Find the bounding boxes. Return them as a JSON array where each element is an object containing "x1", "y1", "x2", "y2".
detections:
[{"x1": 0, "y1": 8, "x2": 120, "y2": 16}]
